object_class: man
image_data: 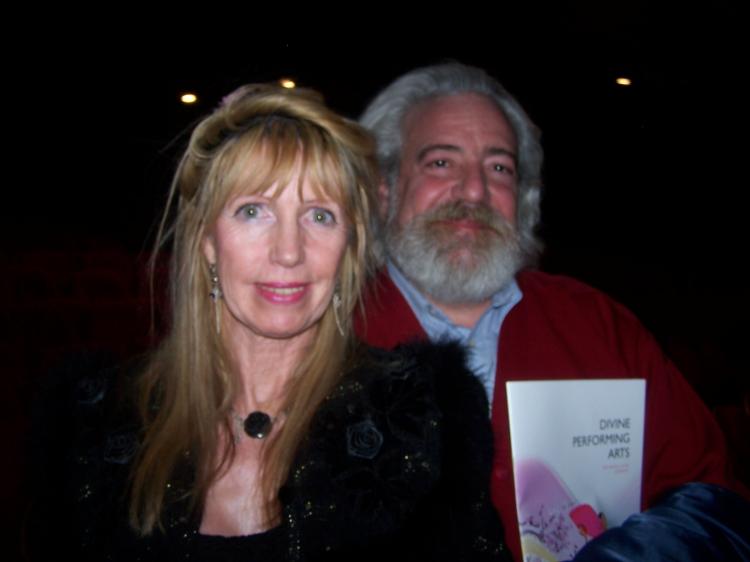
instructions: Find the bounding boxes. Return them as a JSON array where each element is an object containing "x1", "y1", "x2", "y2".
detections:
[{"x1": 355, "y1": 62, "x2": 745, "y2": 560}]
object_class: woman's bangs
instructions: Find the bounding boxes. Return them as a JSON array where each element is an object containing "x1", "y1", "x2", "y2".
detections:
[
  {"x1": 212, "y1": 118, "x2": 351, "y2": 216},
  {"x1": 298, "y1": 131, "x2": 349, "y2": 211},
  {"x1": 227, "y1": 130, "x2": 302, "y2": 201}
]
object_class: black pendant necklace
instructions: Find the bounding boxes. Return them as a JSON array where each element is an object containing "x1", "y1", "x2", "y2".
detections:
[
  {"x1": 243, "y1": 411, "x2": 273, "y2": 439},
  {"x1": 231, "y1": 409, "x2": 273, "y2": 440}
]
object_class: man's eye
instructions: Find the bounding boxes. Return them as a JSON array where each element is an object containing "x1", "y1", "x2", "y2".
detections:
[
  {"x1": 430, "y1": 159, "x2": 449, "y2": 168},
  {"x1": 492, "y1": 163, "x2": 515, "y2": 175}
]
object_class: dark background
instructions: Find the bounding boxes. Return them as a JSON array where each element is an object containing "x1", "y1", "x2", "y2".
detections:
[
  {"x1": 9, "y1": 6, "x2": 746, "y2": 393},
  {"x1": 4, "y1": 4, "x2": 748, "y2": 557}
]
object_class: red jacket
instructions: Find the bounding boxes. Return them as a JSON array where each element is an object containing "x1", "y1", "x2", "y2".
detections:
[{"x1": 356, "y1": 269, "x2": 738, "y2": 561}]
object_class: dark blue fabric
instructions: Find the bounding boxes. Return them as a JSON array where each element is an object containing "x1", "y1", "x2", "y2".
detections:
[{"x1": 574, "y1": 483, "x2": 750, "y2": 561}]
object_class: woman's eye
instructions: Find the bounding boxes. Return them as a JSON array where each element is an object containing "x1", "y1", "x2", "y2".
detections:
[
  {"x1": 311, "y1": 208, "x2": 336, "y2": 225},
  {"x1": 237, "y1": 203, "x2": 262, "y2": 219}
]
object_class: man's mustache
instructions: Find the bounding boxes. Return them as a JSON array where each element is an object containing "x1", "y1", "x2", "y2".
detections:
[{"x1": 422, "y1": 201, "x2": 506, "y2": 238}]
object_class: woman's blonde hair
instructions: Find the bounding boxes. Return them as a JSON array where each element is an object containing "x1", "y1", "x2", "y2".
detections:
[{"x1": 129, "y1": 84, "x2": 378, "y2": 533}]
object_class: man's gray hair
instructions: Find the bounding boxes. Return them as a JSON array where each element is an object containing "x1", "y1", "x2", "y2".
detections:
[{"x1": 359, "y1": 62, "x2": 544, "y2": 263}]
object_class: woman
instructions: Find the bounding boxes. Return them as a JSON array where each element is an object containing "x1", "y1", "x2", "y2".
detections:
[{"x1": 30, "y1": 84, "x2": 508, "y2": 561}]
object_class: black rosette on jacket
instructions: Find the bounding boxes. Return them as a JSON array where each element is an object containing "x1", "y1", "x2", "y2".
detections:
[
  {"x1": 283, "y1": 341, "x2": 509, "y2": 562},
  {"x1": 283, "y1": 343, "x2": 442, "y2": 559}
]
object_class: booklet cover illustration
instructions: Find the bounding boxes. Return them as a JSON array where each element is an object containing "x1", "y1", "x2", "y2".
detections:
[{"x1": 506, "y1": 379, "x2": 646, "y2": 562}]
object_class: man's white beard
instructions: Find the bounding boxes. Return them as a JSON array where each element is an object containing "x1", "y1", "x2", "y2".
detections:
[{"x1": 385, "y1": 201, "x2": 523, "y2": 304}]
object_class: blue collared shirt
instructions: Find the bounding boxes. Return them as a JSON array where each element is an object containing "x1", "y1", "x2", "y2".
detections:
[{"x1": 387, "y1": 261, "x2": 522, "y2": 409}]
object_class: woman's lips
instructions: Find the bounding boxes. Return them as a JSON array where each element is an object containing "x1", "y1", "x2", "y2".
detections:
[{"x1": 256, "y1": 283, "x2": 309, "y2": 303}]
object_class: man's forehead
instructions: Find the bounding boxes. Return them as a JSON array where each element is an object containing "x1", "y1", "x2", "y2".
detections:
[
  {"x1": 406, "y1": 91, "x2": 504, "y2": 120},
  {"x1": 402, "y1": 93, "x2": 517, "y2": 156}
]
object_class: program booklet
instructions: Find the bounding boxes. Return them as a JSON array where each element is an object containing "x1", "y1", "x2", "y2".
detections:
[{"x1": 506, "y1": 379, "x2": 646, "y2": 562}]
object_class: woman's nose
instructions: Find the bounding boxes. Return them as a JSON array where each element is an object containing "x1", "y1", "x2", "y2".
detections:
[{"x1": 270, "y1": 218, "x2": 304, "y2": 267}]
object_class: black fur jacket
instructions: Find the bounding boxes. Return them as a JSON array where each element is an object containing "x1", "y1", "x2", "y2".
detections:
[{"x1": 27, "y1": 341, "x2": 510, "y2": 561}]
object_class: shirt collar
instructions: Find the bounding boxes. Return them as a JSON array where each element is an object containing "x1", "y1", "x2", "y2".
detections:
[{"x1": 386, "y1": 260, "x2": 521, "y2": 327}]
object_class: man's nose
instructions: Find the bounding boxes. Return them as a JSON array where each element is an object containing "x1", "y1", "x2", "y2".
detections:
[{"x1": 453, "y1": 163, "x2": 488, "y2": 204}]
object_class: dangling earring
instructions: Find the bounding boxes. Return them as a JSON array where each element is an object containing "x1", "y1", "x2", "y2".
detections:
[
  {"x1": 209, "y1": 264, "x2": 223, "y2": 301},
  {"x1": 209, "y1": 263, "x2": 222, "y2": 334},
  {"x1": 332, "y1": 291, "x2": 345, "y2": 337}
]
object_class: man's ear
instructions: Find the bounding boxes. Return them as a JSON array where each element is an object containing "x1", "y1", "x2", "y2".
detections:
[
  {"x1": 378, "y1": 180, "x2": 391, "y2": 220},
  {"x1": 202, "y1": 234, "x2": 217, "y2": 264}
]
